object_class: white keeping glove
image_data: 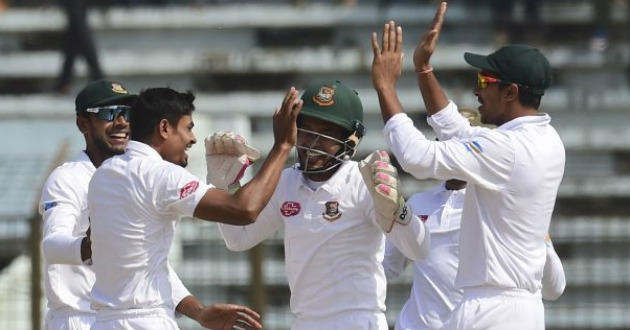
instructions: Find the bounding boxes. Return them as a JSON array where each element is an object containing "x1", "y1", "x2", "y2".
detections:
[
  {"x1": 205, "y1": 131, "x2": 260, "y2": 191},
  {"x1": 359, "y1": 150, "x2": 412, "y2": 233}
]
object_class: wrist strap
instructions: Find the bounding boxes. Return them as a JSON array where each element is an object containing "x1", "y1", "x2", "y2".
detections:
[{"x1": 416, "y1": 67, "x2": 434, "y2": 74}]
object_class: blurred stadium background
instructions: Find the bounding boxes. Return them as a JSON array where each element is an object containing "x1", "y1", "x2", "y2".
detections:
[{"x1": 0, "y1": 0, "x2": 628, "y2": 329}]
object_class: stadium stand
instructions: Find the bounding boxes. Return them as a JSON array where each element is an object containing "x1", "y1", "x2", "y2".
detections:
[{"x1": 0, "y1": 1, "x2": 628, "y2": 329}]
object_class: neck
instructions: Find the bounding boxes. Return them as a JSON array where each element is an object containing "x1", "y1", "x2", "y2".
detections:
[
  {"x1": 85, "y1": 148, "x2": 110, "y2": 168},
  {"x1": 500, "y1": 104, "x2": 539, "y2": 125}
]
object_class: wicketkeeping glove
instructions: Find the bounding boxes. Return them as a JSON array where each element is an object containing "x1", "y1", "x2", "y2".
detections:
[
  {"x1": 205, "y1": 131, "x2": 260, "y2": 191},
  {"x1": 359, "y1": 150, "x2": 412, "y2": 233}
]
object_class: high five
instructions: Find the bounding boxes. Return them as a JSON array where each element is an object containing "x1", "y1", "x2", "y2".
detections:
[{"x1": 371, "y1": 2, "x2": 565, "y2": 330}]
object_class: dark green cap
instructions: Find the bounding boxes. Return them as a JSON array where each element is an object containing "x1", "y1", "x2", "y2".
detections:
[
  {"x1": 464, "y1": 45, "x2": 551, "y2": 95},
  {"x1": 75, "y1": 79, "x2": 137, "y2": 113},
  {"x1": 299, "y1": 79, "x2": 364, "y2": 133}
]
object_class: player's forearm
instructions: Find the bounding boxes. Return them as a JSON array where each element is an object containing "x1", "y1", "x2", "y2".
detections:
[
  {"x1": 169, "y1": 263, "x2": 192, "y2": 308},
  {"x1": 427, "y1": 101, "x2": 481, "y2": 141},
  {"x1": 230, "y1": 142, "x2": 292, "y2": 220},
  {"x1": 195, "y1": 142, "x2": 291, "y2": 224},
  {"x1": 176, "y1": 295, "x2": 204, "y2": 322},
  {"x1": 416, "y1": 68, "x2": 449, "y2": 116},
  {"x1": 374, "y1": 85, "x2": 405, "y2": 123},
  {"x1": 42, "y1": 232, "x2": 85, "y2": 265},
  {"x1": 386, "y1": 215, "x2": 431, "y2": 261},
  {"x1": 382, "y1": 240, "x2": 410, "y2": 280},
  {"x1": 542, "y1": 246, "x2": 566, "y2": 300},
  {"x1": 384, "y1": 117, "x2": 434, "y2": 180}
]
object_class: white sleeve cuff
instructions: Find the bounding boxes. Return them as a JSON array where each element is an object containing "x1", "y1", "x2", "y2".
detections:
[
  {"x1": 383, "y1": 113, "x2": 413, "y2": 136},
  {"x1": 42, "y1": 233, "x2": 86, "y2": 265},
  {"x1": 426, "y1": 101, "x2": 460, "y2": 127}
]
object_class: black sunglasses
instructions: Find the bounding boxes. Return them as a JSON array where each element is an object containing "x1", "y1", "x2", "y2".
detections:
[{"x1": 85, "y1": 105, "x2": 131, "y2": 121}]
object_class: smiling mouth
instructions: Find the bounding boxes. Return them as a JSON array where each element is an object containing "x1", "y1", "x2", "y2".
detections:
[{"x1": 108, "y1": 132, "x2": 129, "y2": 141}]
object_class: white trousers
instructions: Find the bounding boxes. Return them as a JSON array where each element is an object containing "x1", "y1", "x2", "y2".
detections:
[
  {"x1": 91, "y1": 307, "x2": 179, "y2": 330},
  {"x1": 441, "y1": 287, "x2": 544, "y2": 330},
  {"x1": 45, "y1": 309, "x2": 95, "y2": 330},
  {"x1": 292, "y1": 310, "x2": 388, "y2": 330}
]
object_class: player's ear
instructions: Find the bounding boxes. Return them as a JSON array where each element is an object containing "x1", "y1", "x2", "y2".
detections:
[
  {"x1": 76, "y1": 115, "x2": 89, "y2": 135},
  {"x1": 158, "y1": 119, "x2": 170, "y2": 140},
  {"x1": 505, "y1": 84, "x2": 519, "y2": 102}
]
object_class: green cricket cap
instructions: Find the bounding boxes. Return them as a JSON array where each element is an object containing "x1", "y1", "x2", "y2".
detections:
[
  {"x1": 75, "y1": 79, "x2": 137, "y2": 113},
  {"x1": 299, "y1": 79, "x2": 364, "y2": 133},
  {"x1": 464, "y1": 45, "x2": 551, "y2": 95}
]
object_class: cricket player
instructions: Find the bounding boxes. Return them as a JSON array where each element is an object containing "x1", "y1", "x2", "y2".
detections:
[
  {"x1": 370, "y1": 3, "x2": 565, "y2": 329},
  {"x1": 39, "y1": 79, "x2": 263, "y2": 330},
  {"x1": 384, "y1": 181, "x2": 566, "y2": 330},
  {"x1": 383, "y1": 109, "x2": 566, "y2": 330},
  {"x1": 214, "y1": 80, "x2": 431, "y2": 330},
  {"x1": 87, "y1": 86, "x2": 300, "y2": 330}
]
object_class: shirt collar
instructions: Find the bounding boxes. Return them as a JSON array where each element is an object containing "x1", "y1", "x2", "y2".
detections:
[
  {"x1": 298, "y1": 161, "x2": 355, "y2": 194},
  {"x1": 126, "y1": 140, "x2": 163, "y2": 160},
  {"x1": 78, "y1": 150, "x2": 97, "y2": 172},
  {"x1": 498, "y1": 113, "x2": 551, "y2": 131}
]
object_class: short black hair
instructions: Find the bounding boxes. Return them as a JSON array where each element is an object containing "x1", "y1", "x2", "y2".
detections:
[{"x1": 130, "y1": 88, "x2": 196, "y2": 142}]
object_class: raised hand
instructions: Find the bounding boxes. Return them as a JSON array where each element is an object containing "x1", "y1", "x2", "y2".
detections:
[
  {"x1": 273, "y1": 87, "x2": 303, "y2": 149},
  {"x1": 205, "y1": 131, "x2": 260, "y2": 190},
  {"x1": 359, "y1": 150, "x2": 412, "y2": 233},
  {"x1": 413, "y1": 1, "x2": 447, "y2": 72},
  {"x1": 371, "y1": 21, "x2": 404, "y2": 91},
  {"x1": 195, "y1": 304, "x2": 262, "y2": 330}
]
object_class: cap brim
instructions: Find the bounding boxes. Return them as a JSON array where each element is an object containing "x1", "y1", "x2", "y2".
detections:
[
  {"x1": 91, "y1": 94, "x2": 138, "y2": 108},
  {"x1": 464, "y1": 52, "x2": 498, "y2": 72}
]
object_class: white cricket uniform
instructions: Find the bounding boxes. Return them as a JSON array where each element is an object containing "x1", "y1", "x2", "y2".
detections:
[
  {"x1": 39, "y1": 150, "x2": 193, "y2": 330},
  {"x1": 218, "y1": 161, "x2": 430, "y2": 330},
  {"x1": 383, "y1": 183, "x2": 567, "y2": 330},
  {"x1": 383, "y1": 183, "x2": 464, "y2": 330},
  {"x1": 40, "y1": 152, "x2": 96, "y2": 330},
  {"x1": 383, "y1": 101, "x2": 565, "y2": 330},
  {"x1": 88, "y1": 141, "x2": 208, "y2": 330}
]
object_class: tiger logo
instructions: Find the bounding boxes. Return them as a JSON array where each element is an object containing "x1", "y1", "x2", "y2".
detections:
[{"x1": 312, "y1": 85, "x2": 336, "y2": 106}]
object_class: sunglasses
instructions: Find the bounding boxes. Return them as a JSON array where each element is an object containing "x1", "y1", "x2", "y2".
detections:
[
  {"x1": 477, "y1": 73, "x2": 510, "y2": 89},
  {"x1": 85, "y1": 105, "x2": 131, "y2": 121}
]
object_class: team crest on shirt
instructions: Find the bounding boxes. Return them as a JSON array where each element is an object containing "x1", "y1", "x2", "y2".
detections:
[
  {"x1": 322, "y1": 201, "x2": 342, "y2": 221},
  {"x1": 179, "y1": 180, "x2": 200, "y2": 199},
  {"x1": 281, "y1": 201, "x2": 301, "y2": 217},
  {"x1": 419, "y1": 214, "x2": 429, "y2": 222},
  {"x1": 312, "y1": 85, "x2": 335, "y2": 107}
]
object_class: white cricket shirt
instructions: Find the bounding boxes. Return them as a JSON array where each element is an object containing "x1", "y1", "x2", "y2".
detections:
[
  {"x1": 384, "y1": 102, "x2": 565, "y2": 293},
  {"x1": 40, "y1": 151, "x2": 96, "y2": 313},
  {"x1": 219, "y1": 161, "x2": 429, "y2": 320},
  {"x1": 384, "y1": 183, "x2": 464, "y2": 330},
  {"x1": 384, "y1": 182, "x2": 566, "y2": 330},
  {"x1": 88, "y1": 141, "x2": 207, "y2": 312}
]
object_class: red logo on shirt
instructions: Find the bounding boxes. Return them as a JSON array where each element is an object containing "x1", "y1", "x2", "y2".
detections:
[
  {"x1": 419, "y1": 215, "x2": 429, "y2": 222},
  {"x1": 180, "y1": 181, "x2": 200, "y2": 199},
  {"x1": 280, "y1": 201, "x2": 301, "y2": 217}
]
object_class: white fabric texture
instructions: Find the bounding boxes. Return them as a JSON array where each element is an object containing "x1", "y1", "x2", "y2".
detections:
[
  {"x1": 40, "y1": 152, "x2": 96, "y2": 315},
  {"x1": 219, "y1": 161, "x2": 429, "y2": 324},
  {"x1": 383, "y1": 183, "x2": 566, "y2": 330},
  {"x1": 88, "y1": 141, "x2": 205, "y2": 318},
  {"x1": 383, "y1": 101, "x2": 565, "y2": 293}
]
